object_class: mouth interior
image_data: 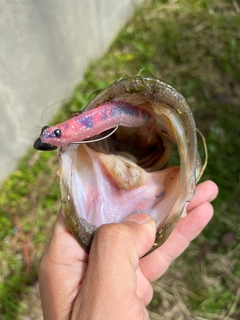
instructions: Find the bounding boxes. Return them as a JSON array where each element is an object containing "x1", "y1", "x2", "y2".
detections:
[
  {"x1": 60, "y1": 123, "x2": 181, "y2": 229},
  {"x1": 87, "y1": 126, "x2": 176, "y2": 171}
]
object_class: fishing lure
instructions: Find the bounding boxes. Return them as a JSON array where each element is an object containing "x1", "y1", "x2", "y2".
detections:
[{"x1": 34, "y1": 101, "x2": 152, "y2": 150}]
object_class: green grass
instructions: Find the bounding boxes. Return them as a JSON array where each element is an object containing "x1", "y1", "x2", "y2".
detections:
[{"x1": 0, "y1": 0, "x2": 240, "y2": 318}]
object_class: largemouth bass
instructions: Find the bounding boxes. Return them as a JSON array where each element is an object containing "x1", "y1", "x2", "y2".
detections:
[{"x1": 34, "y1": 76, "x2": 204, "y2": 256}]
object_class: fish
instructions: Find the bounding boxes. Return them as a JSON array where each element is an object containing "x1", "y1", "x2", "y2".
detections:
[{"x1": 33, "y1": 76, "x2": 205, "y2": 256}]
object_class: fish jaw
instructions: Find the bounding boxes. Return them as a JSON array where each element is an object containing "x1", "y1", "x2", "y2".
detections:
[
  {"x1": 58, "y1": 144, "x2": 181, "y2": 252},
  {"x1": 57, "y1": 77, "x2": 204, "y2": 255}
]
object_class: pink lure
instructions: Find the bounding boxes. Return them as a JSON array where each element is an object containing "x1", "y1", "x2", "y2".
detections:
[{"x1": 40, "y1": 101, "x2": 152, "y2": 147}]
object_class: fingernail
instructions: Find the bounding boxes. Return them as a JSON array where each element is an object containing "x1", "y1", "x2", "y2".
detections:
[{"x1": 124, "y1": 213, "x2": 154, "y2": 225}]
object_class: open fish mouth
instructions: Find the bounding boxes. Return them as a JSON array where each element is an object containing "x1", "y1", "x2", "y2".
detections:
[{"x1": 48, "y1": 77, "x2": 204, "y2": 255}]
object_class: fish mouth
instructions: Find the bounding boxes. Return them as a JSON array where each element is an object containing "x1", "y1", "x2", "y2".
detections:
[{"x1": 58, "y1": 77, "x2": 203, "y2": 255}]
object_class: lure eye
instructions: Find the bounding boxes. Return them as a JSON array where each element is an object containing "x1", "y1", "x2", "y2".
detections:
[{"x1": 54, "y1": 129, "x2": 62, "y2": 137}]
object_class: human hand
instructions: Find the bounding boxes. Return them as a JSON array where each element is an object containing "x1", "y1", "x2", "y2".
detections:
[{"x1": 39, "y1": 180, "x2": 218, "y2": 320}]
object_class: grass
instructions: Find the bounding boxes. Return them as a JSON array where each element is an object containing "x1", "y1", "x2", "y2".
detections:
[{"x1": 0, "y1": 0, "x2": 240, "y2": 318}]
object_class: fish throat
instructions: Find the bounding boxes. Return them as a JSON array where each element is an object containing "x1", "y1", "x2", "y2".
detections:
[{"x1": 86, "y1": 125, "x2": 170, "y2": 172}]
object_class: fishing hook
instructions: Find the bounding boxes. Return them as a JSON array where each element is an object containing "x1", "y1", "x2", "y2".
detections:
[{"x1": 70, "y1": 126, "x2": 119, "y2": 144}]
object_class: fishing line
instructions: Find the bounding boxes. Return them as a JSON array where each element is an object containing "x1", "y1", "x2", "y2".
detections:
[
  {"x1": 41, "y1": 98, "x2": 71, "y2": 124},
  {"x1": 70, "y1": 126, "x2": 119, "y2": 145},
  {"x1": 196, "y1": 128, "x2": 208, "y2": 182}
]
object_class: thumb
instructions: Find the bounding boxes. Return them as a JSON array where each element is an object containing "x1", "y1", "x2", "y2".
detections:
[
  {"x1": 72, "y1": 213, "x2": 156, "y2": 318},
  {"x1": 89, "y1": 212, "x2": 156, "y2": 277}
]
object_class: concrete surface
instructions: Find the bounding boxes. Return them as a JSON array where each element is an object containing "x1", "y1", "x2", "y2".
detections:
[{"x1": 0, "y1": 0, "x2": 143, "y2": 184}]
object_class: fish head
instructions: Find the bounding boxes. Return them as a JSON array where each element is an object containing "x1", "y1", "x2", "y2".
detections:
[{"x1": 58, "y1": 77, "x2": 204, "y2": 255}]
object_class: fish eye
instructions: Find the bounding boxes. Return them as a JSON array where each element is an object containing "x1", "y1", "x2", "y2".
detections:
[{"x1": 54, "y1": 129, "x2": 62, "y2": 137}]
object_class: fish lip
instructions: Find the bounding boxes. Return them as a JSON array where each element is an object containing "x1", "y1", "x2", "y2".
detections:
[{"x1": 33, "y1": 137, "x2": 57, "y2": 151}]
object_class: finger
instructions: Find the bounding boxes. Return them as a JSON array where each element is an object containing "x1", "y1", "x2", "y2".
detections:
[
  {"x1": 136, "y1": 267, "x2": 154, "y2": 306},
  {"x1": 39, "y1": 210, "x2": 88, "y2": 320},
  {"x1": 72, "y1": 214, "x2": 156, "y2": 318},
  {"x1": 140, "y1": 201, "x2": 214, "y2": 282},
  {"x1": 87, "y1": 213, "x2": 155, "y2": 288},
  {"x1": 187, "y1": 180, "x2": 218, "y2": 211}
]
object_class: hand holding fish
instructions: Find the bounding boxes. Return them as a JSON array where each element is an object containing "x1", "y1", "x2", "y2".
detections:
[
  {"x1": 34, "y1": 77, "x2": 210, "y2": 255},
  {"x1": 39, "y1": 180, "x2": 218, "y2": 320}
]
